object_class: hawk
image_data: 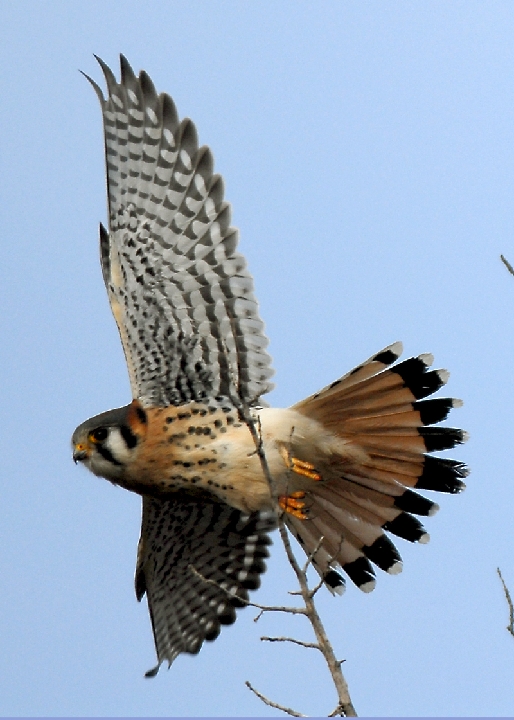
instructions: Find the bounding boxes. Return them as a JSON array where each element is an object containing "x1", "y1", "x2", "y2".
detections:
[{"x1": 72, "y1": 55, "x2": 468, "y2": 676}]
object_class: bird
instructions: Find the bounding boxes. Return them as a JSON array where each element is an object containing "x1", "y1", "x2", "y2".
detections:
[{"x1": 72, "y1": 55, "x2": 468, "y2": 676}]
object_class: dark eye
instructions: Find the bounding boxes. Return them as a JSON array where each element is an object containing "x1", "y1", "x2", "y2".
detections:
[{"x1": 89, "y1": 427, "x2": 108, "y2": 443}]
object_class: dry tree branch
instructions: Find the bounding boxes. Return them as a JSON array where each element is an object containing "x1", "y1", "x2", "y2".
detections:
[
  {"x1": 497, "y1": 567, "x2": 514, "y2": 638},
  {"x1": 494, "y1": 252, "x2": 514, "y2": 643},
  {"x1": 234, "y1": 398, "x2": 358, "y2": 717},
  {"x1": 501, "y1": 254, "x2": 514, "y2": 276},
  {"x1": 188, "y1": 564, "x2": 306, "y2": 616},
  {"x1": 260, "y1": 636, "x2": 320, "y2": 650},
  {"x1": 245, "y1": 680, "x2": 307, "y2": 717}
]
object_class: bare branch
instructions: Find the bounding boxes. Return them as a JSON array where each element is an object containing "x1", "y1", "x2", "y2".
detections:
[
  {"x1": 308, "y1": 575, "x2": 326, "y2": 599},
  {"x1": 261, "y1": 635, "x2": 321, "y2": 650},
  {"x1": 188, "y1": 564, "x2": 306, "y2": 616},
  {"x1": 245, "y1": 680, "x2": 307, "y2": 717},
  {"x1": 497, "y1": 567, "x2": 514, "y2": 638},
  {"x1": 303, "y1": 535, "x2": 325, "y2": 574},
  {"x1": 329, "y1": 703, "x2": 347, "y2": 717},
  {"x1": 501, "y1": 254, "x2": 514, "y2": 276},
  {"x1": 246, "y1": 603, "x2": 306, "y2": 616}
]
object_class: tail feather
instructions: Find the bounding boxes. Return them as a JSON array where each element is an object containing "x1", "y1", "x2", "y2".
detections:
[
  {"x1": 284, "y1": 342, "x2": 468, "y2": 593},
  {"x1": 320, "y1": 474, "x2": 404, "y2": 509},
  {"x1": 286, "y1": 516, "x2": 349, "y2": 593},
  {"x1": 417, "y1": 456, "x2": 468, "y2": 493},
  {"x1": 318, "y1": 478, "x2": 438, "y2": 522},
  {"x1": 361, "y1": 454, "x2": 467, "y2": 493},
  {"x1": 293, "y1": 341, "x2": 403, "y2": 410},
  {"x1": 296, "y1": 355, "x2": 449, "y2": 426},
  {"x1": 383, "y1": 512, "x2": 430, "y2": 543},
  {"x1": 312, "y1": 496, "x2": 384, "y2": 548},
  {"x1": 314, "y1": 482, "x2": 396, "y2": 526},
  {"x1": 363, "y1": 535, "x2": 403, "y2": 573},
  {"x1": 342, "y1": 461, "x2": 424, "y2": 491},
  {"x1": 347, "y1": 426, "x2": 466, "y2": 457},
  {"x1": 339, "y1": 557, "x2": 376, "y2": 591},
  {"x1": 339, "y1": 397, "x2": 460, "y2": 431},
  {"x1": 307, "y1": 511, "x2": 378, "y2": 593},
  {"x1": 353, "y1": 434, "x2": 428, "y2": 457}
]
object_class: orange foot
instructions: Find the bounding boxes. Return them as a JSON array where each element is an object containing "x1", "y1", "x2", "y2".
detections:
[
  {"x1": 279, "y1": 491, "x2": 309, "y2": 519},
  {"x1": 279, "y1": 447, "x2": 322, "y2": 481},
  {"x1": 290, "y1": 457, "x2": 321, "y2": 481}
]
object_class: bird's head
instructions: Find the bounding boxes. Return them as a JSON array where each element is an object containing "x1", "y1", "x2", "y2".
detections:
[{"x1": 72, "y1": 400, "x2": 147, "y2": 480}]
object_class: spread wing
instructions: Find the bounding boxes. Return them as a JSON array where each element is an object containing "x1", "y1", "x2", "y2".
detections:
[
  {"x1": 85, "y1": 55, "x2": 274, "y2": 408},
  {"x1": 135, "y1": 495, "x2": 276, "y2": 673}
]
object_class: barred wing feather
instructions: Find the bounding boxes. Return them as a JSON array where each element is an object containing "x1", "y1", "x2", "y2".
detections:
[{"x1": 85, "y1": 55, "x2": 274, "y2": 408}]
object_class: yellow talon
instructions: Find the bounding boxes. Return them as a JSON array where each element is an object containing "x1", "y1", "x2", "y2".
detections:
[
  {"x1": 279, "y1": 447, "x2": 322, "y2": 482},
  {"x1": 281, "y1": 495, "x2": 305, "y2": 509},
  {"x1": 287, "y1": 507, "x2": 309, "y2": 520},
  {"x1": 291, "y1": 457, "x2": 321, "y2": 481},
  {"x1": 279, "y1": 492, "x2": 309, "y2": 520}
]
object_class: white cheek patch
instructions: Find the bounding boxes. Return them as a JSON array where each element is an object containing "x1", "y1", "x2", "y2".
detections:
[
  {"x1": 106, "y1": 428, "x2": 135, "y2": 464},
  {"x1": 86, "y1": 452, "x2": 119, "y2": 479}
]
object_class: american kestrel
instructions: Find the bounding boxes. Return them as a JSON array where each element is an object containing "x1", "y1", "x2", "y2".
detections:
[{"x1": 72, "y1": 55, "x2": 468, "y2": 676}]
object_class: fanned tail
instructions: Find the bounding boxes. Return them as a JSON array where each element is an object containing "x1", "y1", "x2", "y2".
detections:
[{"x1": 287, "y1": 342, "x2": 468, "y2": 593}]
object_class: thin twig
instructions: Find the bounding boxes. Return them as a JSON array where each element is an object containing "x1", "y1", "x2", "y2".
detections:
[
  {"x1": 501, "y1": 255, "x2": 514, "y2": 276},
  {"x1": 261, "y1": 635, "x2": 321, "y2": 650},
  {"x1": 303, "y1": 535, "x2": 325, "y2": 573},
  {"x1": 245, "y1": 681, "x2": 307, "y2": 717},
  {"x1": 308, "y1": 575, "x2": 326, "y2": 599},
  {"x1": 497, "y1": 567, "x2": 514, "y2": 638},
  {"x1": 329, "y1": 704, "x2": 347, "y2": 717},
  {"x1": 188, "y1": 564, "x2": 306, "y2": 616}
]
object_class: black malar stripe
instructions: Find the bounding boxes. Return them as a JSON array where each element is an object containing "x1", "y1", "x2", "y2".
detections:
[{"x1": 97, "y1": 444, "x2": 123, "y2": 466}]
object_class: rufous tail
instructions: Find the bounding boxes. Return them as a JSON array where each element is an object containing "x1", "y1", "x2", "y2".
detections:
[{"x1": 286, "y1": 342, "x2": 468, "y2": 594}]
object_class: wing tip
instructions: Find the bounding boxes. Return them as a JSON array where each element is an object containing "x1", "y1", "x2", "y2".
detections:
[
  {"x1": 80, "y1": 68, "x2": 105, "y2": 103},
  {"x1": 93, "y1": 54, "x2": 118, "y2": 94},
  {"x1": 144, "y1": 662, "x2": 161, "y2": 678}
]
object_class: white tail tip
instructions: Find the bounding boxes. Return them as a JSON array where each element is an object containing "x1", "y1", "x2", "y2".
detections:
[
  {"x1": 437, "y1": 369, "x2": 450, "y2": 384},
  {"x1": 360, "y1": 579, "x2": 377, "y2": 593},
  {"x1": 418, "y1": 353, "x2": 434, "y2": 367},
  {"x1": 387, "y1": 560, "x2": 403, "y2": 576}
]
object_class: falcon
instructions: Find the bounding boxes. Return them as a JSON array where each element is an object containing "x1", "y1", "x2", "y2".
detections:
[{"x1": 72, "y1": 55, "x2": 468, "y2": 676}]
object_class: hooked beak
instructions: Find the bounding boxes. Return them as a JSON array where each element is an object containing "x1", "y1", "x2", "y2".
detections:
[{"x1": 73, "y1": 445, "x2": 89, "y2": 464}]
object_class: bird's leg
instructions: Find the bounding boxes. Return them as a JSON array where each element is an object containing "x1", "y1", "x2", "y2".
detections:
[{"x1": 277, "y1": 445, "x2": 321, "y2": 519}]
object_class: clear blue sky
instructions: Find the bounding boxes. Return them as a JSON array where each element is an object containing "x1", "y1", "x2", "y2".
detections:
[{"x1": 2, "y1": 1, "x2": 514, "y2": 716}]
